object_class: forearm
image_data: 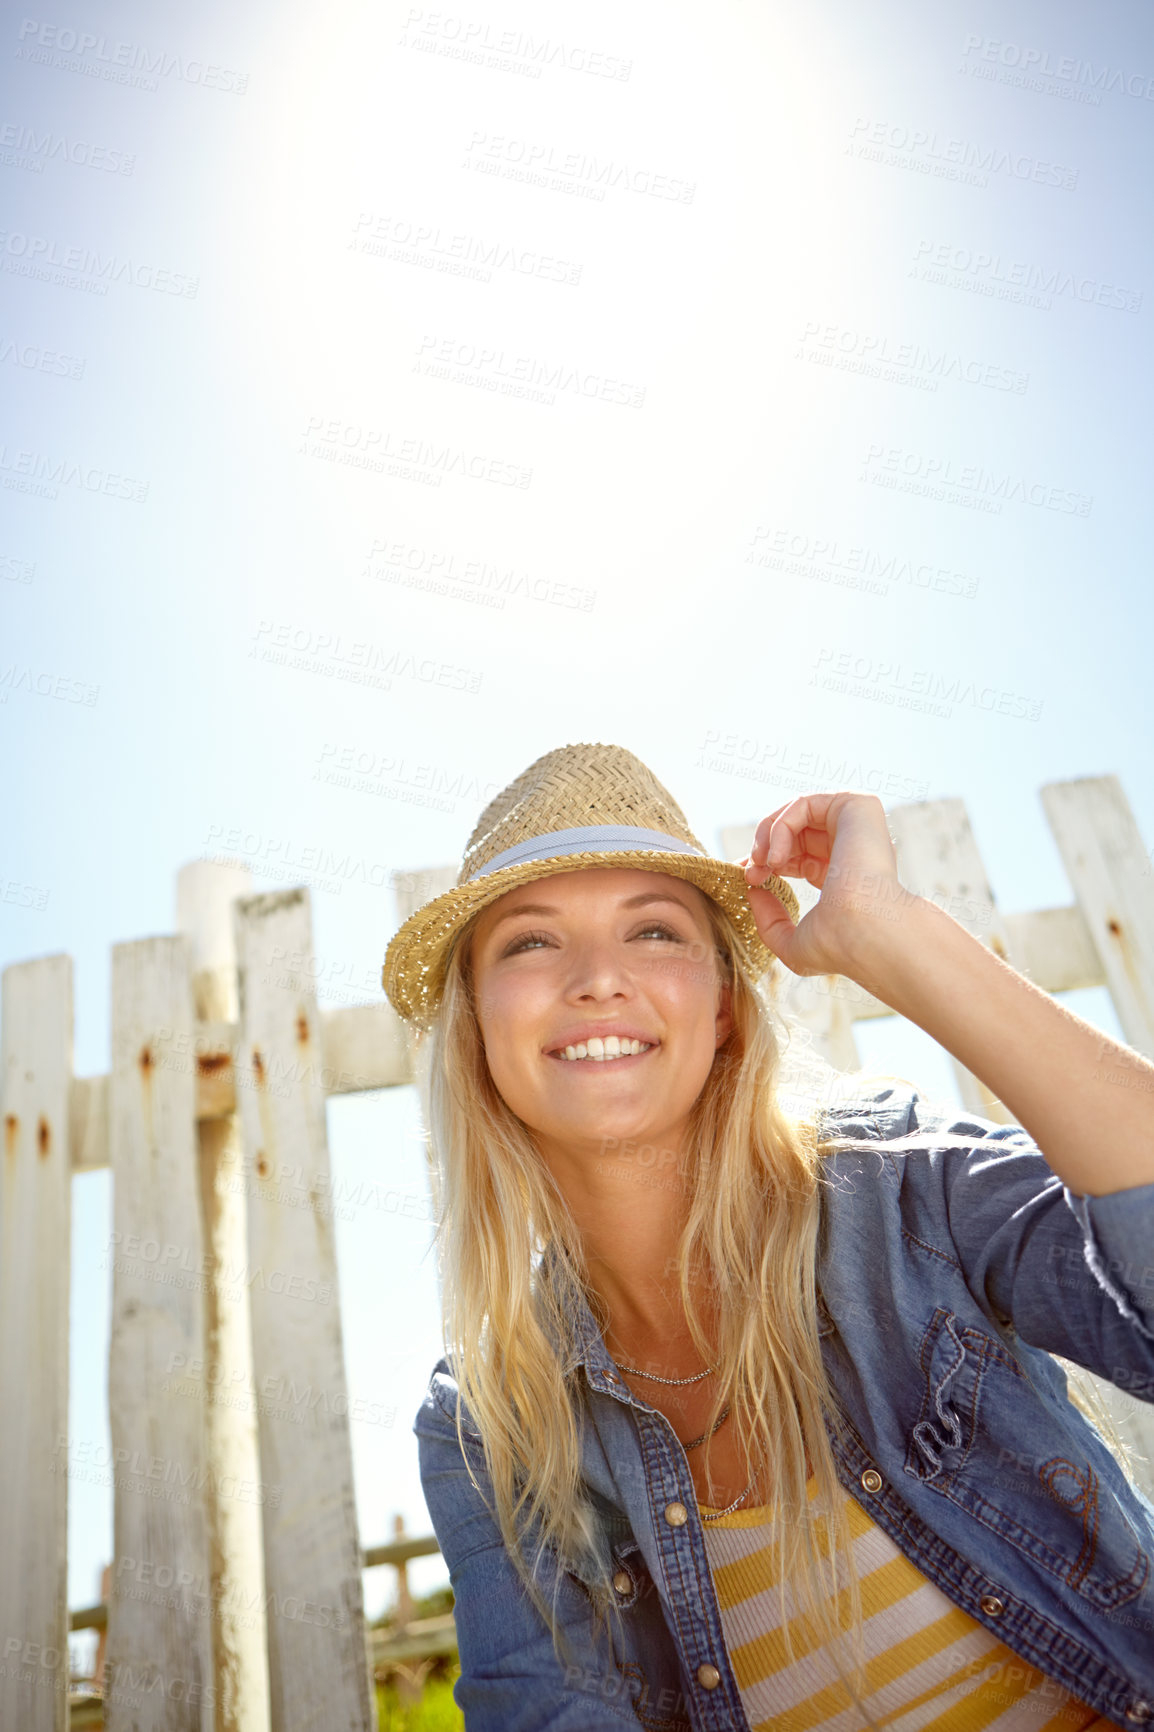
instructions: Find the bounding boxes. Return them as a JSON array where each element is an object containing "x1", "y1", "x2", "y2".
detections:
[{"x1": 843, "y1": 891, "x2": 1154, "y2": 1197}]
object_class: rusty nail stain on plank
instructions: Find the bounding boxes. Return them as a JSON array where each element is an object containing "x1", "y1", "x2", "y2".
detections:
[
  {"x1": 253, "y1": 1048, "x2": 265, "y2": 1085},
  {"x1": 4, "y1": 1114, "x2": 17, "y2": 1156},
  {"x1": 296, "y1": 1012, "x2": 309, "y2": 1045},
  {"x1": 256, "y1": 1151, "x2": 269, "y2": 1177},
  {"x1": 1107, "y1": 918, "x2": 1122, "y2": 937},
  {"x1": 140, "y1": 1045, "x2": 153, "y2": 1074},
  {"x1": 196, "y1": 1052, "x2": 230, "y2": 1075},
  {"x1": 38, "y1": 1116, "x2": 50, "y2": 1158}
]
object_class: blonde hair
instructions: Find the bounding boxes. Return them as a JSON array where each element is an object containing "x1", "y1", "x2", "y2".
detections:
[{"x1": 414, "y1": 892, "x2": 1131, "y2": 1726}]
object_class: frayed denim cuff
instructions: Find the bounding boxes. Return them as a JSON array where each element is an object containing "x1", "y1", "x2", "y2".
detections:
[{"x1": 1063, "y1": 1180, "x2": 1154, "y2": 1343}]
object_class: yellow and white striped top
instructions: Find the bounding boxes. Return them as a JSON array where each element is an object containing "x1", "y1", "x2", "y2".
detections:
[{"x1": 699, "y1": 1474, "x2": 1112, "y2": 1731}]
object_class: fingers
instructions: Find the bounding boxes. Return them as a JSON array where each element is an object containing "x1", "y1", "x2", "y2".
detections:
[
  {"x1": 744, "y1": 882, "x2": 803, "y2": 970},
  {"x1": 746, "y1": 795, "x2": 838, "y2": 880}
]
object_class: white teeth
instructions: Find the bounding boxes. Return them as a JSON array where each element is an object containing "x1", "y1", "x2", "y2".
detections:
[{"x1": 556, "y1": 1039, "x2": 655, "y2": 1061}]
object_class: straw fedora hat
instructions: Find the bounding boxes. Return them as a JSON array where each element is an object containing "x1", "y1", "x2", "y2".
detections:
[{"x1": 381, "y1": 741, "x2": 800, "y2": 1027}]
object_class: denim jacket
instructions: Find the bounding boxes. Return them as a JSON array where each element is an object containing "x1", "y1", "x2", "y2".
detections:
[{"x1": 414, "y1": 1084, "x2": 1154, "y2": 1730}]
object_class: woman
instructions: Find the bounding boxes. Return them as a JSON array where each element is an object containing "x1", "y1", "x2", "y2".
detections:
[{"x1": 383, "y1": 742, "x2": 1154, "y2": 1731}]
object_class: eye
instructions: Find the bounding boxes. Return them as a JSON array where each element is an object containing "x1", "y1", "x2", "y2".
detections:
[
  {"x1": 633, "y1": 921, "x2": 682, "y2": 942},
  {"x1": 501, "y1": 929, "x2": 554, "y2": 956}
]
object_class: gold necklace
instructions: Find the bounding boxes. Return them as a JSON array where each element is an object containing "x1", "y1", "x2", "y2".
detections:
[
  {"x1": 680, "y1": 1403, "x2": 732, "y2": 1452},
  {"x1": 614, "y1": 1361, "x2": 716, "y2": 1386}
]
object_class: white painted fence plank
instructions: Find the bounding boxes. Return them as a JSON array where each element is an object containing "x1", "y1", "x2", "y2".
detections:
[
  {"x1": 176, "y1": 864, "x2": 271, "y2": 1732},
  {"x1": 70, "y1": 1072, "x2": 109, "y2": 1172},
  {"x1": 321, "y1": 1002, "x2": 412, "y2": 1092},
  {"x1": 1001, "y1": 904, "x2": 1104, "y2": 994},
  {"x1": 1041, "y1": 774, "x2": 1154, "y2": 1055},
  {"x1": 233, "y1": 889, "x2": 376, "y2": 1732},
  {"x1": 0, "y1": 956, "x2": 72, "y2": 1732},
  {"x1": 105, "y1": 938, "x2": 213, "y2": 1732},
  {"x1": 872, "y1": 800, "x2": 1014, "y2": 1124}
]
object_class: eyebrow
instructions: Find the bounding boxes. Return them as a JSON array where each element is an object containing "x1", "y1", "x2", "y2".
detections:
[{"x1": 486, "y1": 890, "x2": 698, "y2": 932}]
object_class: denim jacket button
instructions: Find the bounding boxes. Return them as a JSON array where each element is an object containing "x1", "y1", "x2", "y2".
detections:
[
  {"x1": 1125, "y1": 1703, "x2": 1152, "y2": 1724},
  {"x1": 860, "y1": 1468, "x2": 883, "y2": 1493},
  {"x1": 612, "y1": 1570, "x2": 632, "y2": 1596},
  {"x1": 697, "y1": 1663, "x2": 721, "y2": 1690},
  {"x1": 664, "y1": 1501, "x2": 689, "y2": 1527},
  {"x1": 979, "y1": 1594, "x2": 1005, "y2": 1617}
]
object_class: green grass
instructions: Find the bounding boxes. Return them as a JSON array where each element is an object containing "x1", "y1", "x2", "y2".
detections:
[{"x1": 375, "y1": 1668, "x2": 464, "y2": 1731}]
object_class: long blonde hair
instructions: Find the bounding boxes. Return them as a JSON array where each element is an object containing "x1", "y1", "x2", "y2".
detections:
[{"x1": 414, "y1": 891, "x2": 1130, "y2": 1724}]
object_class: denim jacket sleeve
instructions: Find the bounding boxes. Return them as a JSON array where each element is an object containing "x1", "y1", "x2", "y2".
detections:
[
  {"x1": 413, "y1": 1362, "x2": 646, "y2": 1730},
  {"x1": 884, "y1": 1087, "x2": 1154, "y2": 1399}
]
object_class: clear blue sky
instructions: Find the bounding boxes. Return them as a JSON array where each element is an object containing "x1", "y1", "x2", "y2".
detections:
[{"x1": 2, "y1": 0, "x2": 1152, "y2": 1644}]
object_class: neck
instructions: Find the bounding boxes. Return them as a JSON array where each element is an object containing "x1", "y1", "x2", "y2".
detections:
[{"x1": 536, "y1": 1129, "x2": 715, "y2": 1372}]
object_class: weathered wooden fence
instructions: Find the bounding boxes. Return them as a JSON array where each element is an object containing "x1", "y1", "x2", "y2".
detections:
[{"x1": 1, "y1": 772, "x2": 1152, "y2": 1730}]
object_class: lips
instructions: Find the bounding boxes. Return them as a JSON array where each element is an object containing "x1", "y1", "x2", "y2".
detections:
[{"x1": 549, "y1": 1034, "x2": 656, "y2": 1063}]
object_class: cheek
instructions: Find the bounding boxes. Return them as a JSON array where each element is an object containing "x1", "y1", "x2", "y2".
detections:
[
  {"x1": 474, "y1": 980, "x2": 540, "y2": 1100},
  {"x1": 645, "y1": 960, "x2": 721, "y2": 1033}
]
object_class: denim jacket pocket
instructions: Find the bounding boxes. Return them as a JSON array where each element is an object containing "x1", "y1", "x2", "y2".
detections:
[{"x1": 904, "y1": 1307, "x2": 1151, "y2": 1612}]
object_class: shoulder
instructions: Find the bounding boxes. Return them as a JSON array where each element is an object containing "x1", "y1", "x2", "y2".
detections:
[
  {"x1": 412, "y1": 1355, "x2": 483, "y2": 1445},
  {"x1": 815, "y1": 1075, "x2": 1036, "y2": 1154},
  {"x1": 811, "y1": 1077, "x2": 1052, "y2": 1219}
]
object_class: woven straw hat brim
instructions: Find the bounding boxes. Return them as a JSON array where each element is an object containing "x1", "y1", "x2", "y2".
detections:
[{"x1": 381, "y1": 850, "x2": 800, "y2": 1029}]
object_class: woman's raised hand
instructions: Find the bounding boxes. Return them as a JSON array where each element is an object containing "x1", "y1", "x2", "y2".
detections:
[{"x1": 740, "y1": 791, "x2": 912, "y2": 979}]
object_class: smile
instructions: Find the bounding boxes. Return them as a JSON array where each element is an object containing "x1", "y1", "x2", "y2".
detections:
[{"x1": 552, "y1": 1037, "x2": 654, "y2": 1062}]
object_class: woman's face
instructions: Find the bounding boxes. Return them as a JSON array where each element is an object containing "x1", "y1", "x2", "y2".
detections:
[{"x1": 468, "y1": 867, "x2": 733, "y2": 1163}]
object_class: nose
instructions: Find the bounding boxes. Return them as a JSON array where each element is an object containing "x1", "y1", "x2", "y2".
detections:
[{"x1": 563, "y1": 935, "x2": 633, "y2": 1004}]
